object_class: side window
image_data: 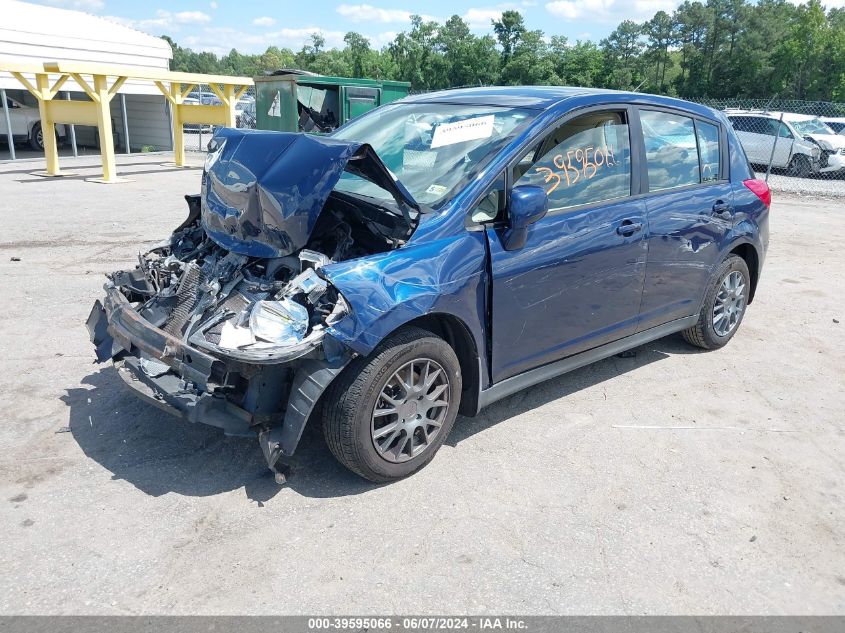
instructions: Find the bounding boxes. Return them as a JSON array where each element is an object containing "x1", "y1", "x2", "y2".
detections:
[
  {"x1": 762, "y1": 119, "x2": 780, "y2": 137},
  {"x1": 471, "y1": 172, "x2": 506, "y2": 223},
  {"x1": 640, "y1": 110, "x2": 699, "y2": 191},
  {"x1": 696, "y1": 120, "x2": 720, "y2": 182},
  {"x1": 778, "y1": 122, "x2": 793, "y2": 139},
  {"x1": 514, "y1": 111, "x2": 631, "y2": 210}
]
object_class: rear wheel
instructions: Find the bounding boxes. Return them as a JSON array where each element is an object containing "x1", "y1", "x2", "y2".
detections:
[
  {"x1": 682, "y1": 255, "x2": 750, "y2": 350},
  {"x1": 322, "y1": 326, "x2": 462, "y2": 482}
]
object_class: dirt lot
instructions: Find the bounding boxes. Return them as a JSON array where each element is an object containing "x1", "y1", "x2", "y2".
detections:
[{"x1": 0, "y1": 154, "x2": 842, "y2": 615}]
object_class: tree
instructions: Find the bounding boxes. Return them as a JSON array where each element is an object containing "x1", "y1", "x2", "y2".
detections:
[
  {"x1": 500, "y1": 29, "x2": 559, "y2": 85},
  {"x1": 643, "y1": 11, "x2": 675, "y2": 93},
  {"x1": 549, "y1": 37, "x2": 604, "y2": 87},
  {"x1": 157, "y1": 3, "x2": 844, "y2": 102},
  {"x1": 771, "y1": 0, "x2": 828, "y2": 98},
  {"x1": 601, "y1": 20, "x2": 646, "y2": 90},
  {"x1": 437, "y1": 15, "x2": 499, "y2": 87},
  {"x1": 388, "y1": 15, "x2": 446, "y2": 89},
  {"x1": 492, "y1": 11, "x2": 526, "y2": 68},
  {"x1": 343, "y1": 32, "x2": 373, "y2": 78}
]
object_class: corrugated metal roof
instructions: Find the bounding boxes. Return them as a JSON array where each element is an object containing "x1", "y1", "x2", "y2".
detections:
[{"x1": 0, "y1": 0, "x2": 172, "y2": 94}]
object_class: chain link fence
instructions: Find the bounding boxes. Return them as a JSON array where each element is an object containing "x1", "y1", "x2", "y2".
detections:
[
  {"x1": 180, "y1": 84, "x2": 255, "y2": 154},
  {"x1": 692, "y1": 98, "x2": 845, "y2": 197}
]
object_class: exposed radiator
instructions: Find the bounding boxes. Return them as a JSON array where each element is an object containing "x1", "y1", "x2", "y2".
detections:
[{"x1": 163, "y1": 263, "x2": 206, "y2": 336}]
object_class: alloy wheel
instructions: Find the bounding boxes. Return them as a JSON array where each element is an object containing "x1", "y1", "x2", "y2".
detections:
[
  {"x1": 712, "y1": 270, "x2": 746, "y2": 337},
  {"x1": 371, "y1": 358, "x2": 450, "y2": 463}
]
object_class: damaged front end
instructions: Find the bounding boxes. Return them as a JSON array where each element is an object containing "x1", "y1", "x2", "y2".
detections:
[{"x1": 86, "y1": 129, "x2": 421, "y2": 482}]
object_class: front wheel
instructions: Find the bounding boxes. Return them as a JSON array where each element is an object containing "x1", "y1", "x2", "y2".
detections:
[
  {"x1": 682, "y1": 255, "x2": 750, "y2": 350},
  {"x1": 322, "y1": 326, "x2": 462, "y2": 482},
  {"x1": 29, "y1": 122, "x2": 43, "y2": 151},
  {"x1": 787, "y1": 154, "x2": 812, "y2": 178}
]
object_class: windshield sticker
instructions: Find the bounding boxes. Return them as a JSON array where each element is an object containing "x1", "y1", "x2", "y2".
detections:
[
  {"x1": 431, "y1": 115, "x2": 495, "y2": 148},
  {"x1": 425, "y1": 184, "x2": 448, "y2": 196},
  {"x1": 534, "y1": 144, "x2": 617, "y2": 194}
]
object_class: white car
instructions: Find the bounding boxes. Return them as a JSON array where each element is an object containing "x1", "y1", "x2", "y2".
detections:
[
  {"x1": 1, "y1": 95, "x2": 67, "y2": 151},
  {"x1": 779, "y1": 112, "x2": 845, "y2": 175},
  {"x1": 725, "y1": 109, "x2": 821, "y2": 177}
]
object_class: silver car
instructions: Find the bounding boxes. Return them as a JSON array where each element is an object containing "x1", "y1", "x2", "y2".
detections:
[{"x1": 726, "y1": 109, "x2": 820, "y2": 177}]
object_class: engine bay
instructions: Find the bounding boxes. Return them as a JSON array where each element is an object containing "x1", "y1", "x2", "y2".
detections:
[{"x1": 110, "y1": 192, "x2": 413, "y2": 365}]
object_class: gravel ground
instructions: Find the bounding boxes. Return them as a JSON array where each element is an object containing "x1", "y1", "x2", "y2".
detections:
[
  {"x1": 753, "y1": 170, "x2": 845, "y2": 197},
  {"x1": 0, "y1": 154, "x2": 842, "y2": 615}
]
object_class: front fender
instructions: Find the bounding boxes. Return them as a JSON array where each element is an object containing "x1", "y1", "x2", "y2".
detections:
[{"x1": 321, "y1": 232, "x2": 489, "y2": 359}]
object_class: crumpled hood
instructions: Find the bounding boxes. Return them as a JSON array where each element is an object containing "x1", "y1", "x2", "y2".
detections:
[
  {"x1": 805, "y1": 133, "x2": 845, "y2": 151},
  {"x1": 201, "y1": 128, "x2": 418, "y2": 258}
]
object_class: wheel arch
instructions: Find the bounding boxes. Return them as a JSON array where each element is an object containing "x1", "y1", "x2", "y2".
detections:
[
  {"x1": 728, "y1": 241, "x2": 760, "y2": 303},
  {"x1": 397, "y1": 313, "x2": 481, "y2": 416}
]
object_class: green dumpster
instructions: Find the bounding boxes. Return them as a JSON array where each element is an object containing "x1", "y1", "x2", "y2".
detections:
[{"x1": 255, "y1": 70, "x2": 410, "y2": 133}]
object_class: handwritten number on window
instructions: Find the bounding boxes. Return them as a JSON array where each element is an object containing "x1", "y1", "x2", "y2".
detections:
[{"x1": 534, "y1": 143, "x2": 617, "y2": 195}]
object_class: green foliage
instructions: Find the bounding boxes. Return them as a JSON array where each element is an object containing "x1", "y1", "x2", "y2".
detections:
[{"x1": 160, "y1": 2, "x2": 845, "y2": 101}]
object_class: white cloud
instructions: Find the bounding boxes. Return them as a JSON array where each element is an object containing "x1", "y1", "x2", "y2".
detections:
[
  {"x1": 545, "y1": 0, "x2": 667, "y2": 21},
  {"x1": 45, "y1": 0, "x2": 104, "y2": 10},
  {"x1": 462, "y1": 8, "x2": 504, "y2": 28},
  {"x1": 336, "y1": 4, "x2": 441, "y2": 23},
  {"x1": 270, "y1": 27, "x2": 347, "y2": 49},
  {"x1": 633, "y1": 0, "x2": 677, "y2": 13},
  {"x1": 101, "y1": 9, "x2": 212, "y2": 33},
  {"x1": 173, "y1": 10, "x2": 211, "y2": 24},
  {"x1": 252, "y1": 16, "x2": 276, "y2": 26},
  {"x1": 197, "y1": 25, "x2": 347, "y2": 52},
  {"x1": 337, "y1": 3, "x2": 413, "y2": 22},
  {"x1": 210, "y1": 0, "x2": 218, "y2": 7}
]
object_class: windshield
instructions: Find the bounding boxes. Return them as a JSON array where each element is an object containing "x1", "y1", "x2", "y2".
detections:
[
  {"x1": 331, "y1": 103, "x2": 536, "y2": 206},
  {"x1": 790, "y1": 117, "x2": 835, "y2": 135}
]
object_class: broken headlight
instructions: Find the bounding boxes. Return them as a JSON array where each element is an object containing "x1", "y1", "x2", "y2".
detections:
[{"x1": 250, "y1": 298, "x2": 309, "y2": 346}]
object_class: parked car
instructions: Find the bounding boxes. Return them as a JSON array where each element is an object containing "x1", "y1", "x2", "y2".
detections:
[
  {"x1": 725, "y1": 109, "x2": 821, "y2": 177},
  {"x1": 237, "y1": 101, "x2": 256, "y2": 129},
  {"x1": 87, "y1": 88, "x2": 770, "y2": 483},
  {"x1": 821, "y1": 117, "x2": 845, "y2": 135},
  {"x1": 0, "y1": 96, "x2": 67, "y2": 150},
  {"x1": 779, "y1": 112, "x2": 845, "y2": 175}
]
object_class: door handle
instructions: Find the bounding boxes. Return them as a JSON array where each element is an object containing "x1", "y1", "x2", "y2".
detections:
[
  {"x1": 616, "y1": 219, "x2": 643, "y2": 236},
  {"x1": 712, "y1": 201, "x2": 733, "y2": 219}
]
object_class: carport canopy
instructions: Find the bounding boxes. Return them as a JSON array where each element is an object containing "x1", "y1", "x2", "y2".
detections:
[{"x1": 0, "y1": 59, "x2": 253, "y2": 182}]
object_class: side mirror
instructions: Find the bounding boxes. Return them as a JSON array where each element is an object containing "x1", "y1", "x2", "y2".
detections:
[{"x1": 502, "y1": 185, "x2": 548, "y2": 251}]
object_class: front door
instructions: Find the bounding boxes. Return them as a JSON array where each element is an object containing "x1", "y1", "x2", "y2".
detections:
[{"x1": 485, "y1": 108, "x2": 647, "y2": 383}]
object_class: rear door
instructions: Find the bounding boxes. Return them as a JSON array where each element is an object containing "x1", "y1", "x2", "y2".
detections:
[
  {"x1": 484, "y1": 106, "x2": 648, "y2": 382},
  {"x1": 636, "y1": 108, "x2": 734, "y2": 330}
]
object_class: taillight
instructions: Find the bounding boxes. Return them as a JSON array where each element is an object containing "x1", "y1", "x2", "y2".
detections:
[{"x1": 743, "y1": 179, "x2": 771, "y2": 208}]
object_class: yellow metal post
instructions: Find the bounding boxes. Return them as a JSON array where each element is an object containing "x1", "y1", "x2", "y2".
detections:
[
  {"x1": 170, "y1": 82, "x2": 185, "y2": 167},
  {"x1": 222, "y1": 84, "x2": 237, "y2": 128},
  {"x1": 34, "y1": 73, "x2": 60, "y2": 176},
  {"x1": 89, "y1": 74, "x2": 119, "y2": 183},
  {"x1": 1, "y1": 60, "x2": 253, "y2": 179}
]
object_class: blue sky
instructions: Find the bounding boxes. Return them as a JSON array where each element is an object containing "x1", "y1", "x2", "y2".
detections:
[{"x1": 35, "y1": 0, "x2": 684, "y2": 55}]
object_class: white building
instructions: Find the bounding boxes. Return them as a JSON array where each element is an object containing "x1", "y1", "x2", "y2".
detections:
[{"x1": 0, "y1": 0, "x2": 174, "y2": 151}]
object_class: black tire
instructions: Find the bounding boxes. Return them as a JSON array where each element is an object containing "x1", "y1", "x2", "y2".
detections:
[
  {"x1": 322, "y1": 326, "x2": 462, "y2": 482},
  {"x1": 787, "y1": 154, "x2": 812, "y2": 178},
  {"x1": 29, "y1": 122, "x2": 43, "y2": 151},
  {"x1": 682, "y1": 255, "x2": 750, "y2": 350}
]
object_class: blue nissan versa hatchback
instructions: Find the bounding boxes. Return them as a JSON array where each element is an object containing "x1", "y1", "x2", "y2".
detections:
[{"x1": 87, "y1": 87, "x2": 770, "y2": 482}]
